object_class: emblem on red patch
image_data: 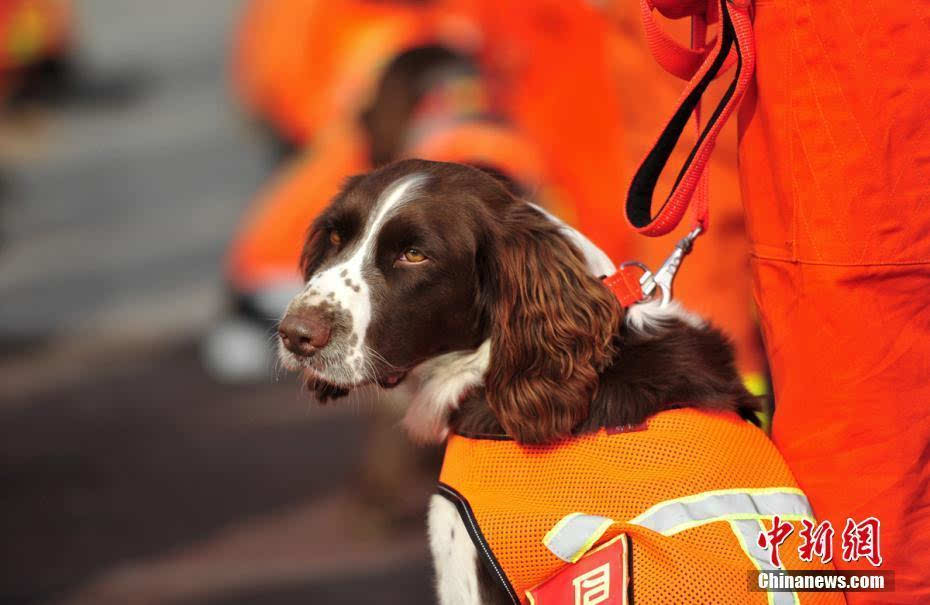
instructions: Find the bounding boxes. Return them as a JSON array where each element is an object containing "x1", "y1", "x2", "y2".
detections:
[{"x1": 527, "y1": 534, "x2": 630, "y2": 605}]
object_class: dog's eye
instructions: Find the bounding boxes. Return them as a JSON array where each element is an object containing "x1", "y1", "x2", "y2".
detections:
[
  {"x1": 329, "y1": 231, "x2": 342, "y2": 246},
  {"x1": 400, "y1": 247, "x2": 427, "y2": 263}
]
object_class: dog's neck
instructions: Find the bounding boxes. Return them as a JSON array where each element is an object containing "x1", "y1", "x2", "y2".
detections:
[
  {"x1": 401, "y1": 341, "x2": 491, "y2": 443},
  {"x1": 445, "y1": 316, "x2": 759, "y2": 442}
]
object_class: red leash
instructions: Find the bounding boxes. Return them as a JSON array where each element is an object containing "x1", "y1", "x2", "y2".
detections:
[{"x1": 606, "y1": 0, "x2": 756, "y2": 306}]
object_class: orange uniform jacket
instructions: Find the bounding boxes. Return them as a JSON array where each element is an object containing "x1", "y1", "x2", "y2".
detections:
[
  {"x1": 736, "y1": 2, "x2": 930, "y2": 599},
  {"x1": 439, "y1": 409, "x2": 845, "y2": 604}
]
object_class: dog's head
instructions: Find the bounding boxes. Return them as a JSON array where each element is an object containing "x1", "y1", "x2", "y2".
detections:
[{"x1": 278, "y1": 159, "x2": 622, "y2": 443}]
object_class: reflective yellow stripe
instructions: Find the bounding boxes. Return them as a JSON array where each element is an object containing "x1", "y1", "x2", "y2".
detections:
[
  {"x1": 541, "y1": 489, "x2": 814, "y2": 603},
  {"x1": 628, "y1": 488, "x2": 813, "y2": 536},
  {"x1": 629, "y1": 487, "x2": 807, "y2": 523},
  {"x1": 729, "y1": 519, "x2": 773, "y2": 605},
  {"x1": 730, "y1": 519, "x2": 800, "y2": 605},
  {"x1": 543, "y1": 512, "x2": 615, "y2": 563}
]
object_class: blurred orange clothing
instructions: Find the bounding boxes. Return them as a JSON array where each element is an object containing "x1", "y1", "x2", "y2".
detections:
[
  {"x1": 233, "y1": 0, "x2": 467, "y2": 145},
  {"x1": 0, "y1": 0, "x2": 71, "y2": 72},
  {"x1": 737, "y1": 1, "x2": 930, "y2": 601},
  {"x1": 0, "y1": 0, "x2": 72, "y2": 98},
  {"x1": 227, "y1": 124, "x2": 369, "y2": 291}
]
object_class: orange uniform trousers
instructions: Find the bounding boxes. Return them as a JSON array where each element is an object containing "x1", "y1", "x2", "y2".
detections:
[{"x1": 738, "y1": 1, "x2": 930, "y2": 601}]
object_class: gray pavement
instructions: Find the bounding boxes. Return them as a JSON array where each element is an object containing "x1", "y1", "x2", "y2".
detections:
[
  {"x1": 1, "y1": 340, "x2": 434, "y2": 605},
  {"x1": 0, "y1": 0, "x2": 267, "y2": 344}
]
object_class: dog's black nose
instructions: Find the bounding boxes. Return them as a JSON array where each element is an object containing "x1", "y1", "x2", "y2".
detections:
[{"x1": 278, "y1": 310, "x2": 332, "y2": 357}]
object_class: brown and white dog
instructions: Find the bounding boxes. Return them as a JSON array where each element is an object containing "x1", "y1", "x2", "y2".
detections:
[{"x1": 277, "y1": 159, "x2": 757, "y2": 604}]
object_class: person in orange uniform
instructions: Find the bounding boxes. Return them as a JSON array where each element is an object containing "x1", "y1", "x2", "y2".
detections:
[
  {"x1": 231, "y1": 0, "x2": 482, "y2": 150},
  {"x1": 647, "y1": 1, "x2": 930, "y2": 601},
  {"x1": 738, "y1": 2, "x2": 930, "y2": 600}
]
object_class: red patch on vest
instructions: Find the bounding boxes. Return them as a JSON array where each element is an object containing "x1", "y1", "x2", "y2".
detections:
[{"x1": 526, "y1": 534, "x2": 630, "y2": 605}]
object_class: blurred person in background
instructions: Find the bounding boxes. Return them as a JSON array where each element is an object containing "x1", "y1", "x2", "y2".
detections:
[{"x1": 0, "y1": 0, "x2": 73, "y2": 201}]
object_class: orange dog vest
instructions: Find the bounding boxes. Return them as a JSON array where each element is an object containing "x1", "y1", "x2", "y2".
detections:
[{"x1": 438, "y1": 409, "x2": 845, "y2": 604}]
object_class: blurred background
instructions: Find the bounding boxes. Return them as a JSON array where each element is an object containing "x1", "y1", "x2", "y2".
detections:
[{"x1": 0, "y1": 1, "x2": 764, "y2": 603}]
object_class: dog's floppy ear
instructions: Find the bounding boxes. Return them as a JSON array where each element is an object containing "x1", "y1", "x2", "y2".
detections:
[{"x1": 484, "y1": 205, "x2": 623, "y2": 444}]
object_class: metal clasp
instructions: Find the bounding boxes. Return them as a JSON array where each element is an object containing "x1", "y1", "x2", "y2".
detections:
[
  {"x1": 620, "y1": 226, "x2": 703, "y2": 307},
  {"x1": 653, "y1": 226, "x2": 702, "y2": 306}
]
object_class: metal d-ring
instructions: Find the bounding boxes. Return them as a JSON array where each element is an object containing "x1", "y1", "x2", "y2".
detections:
[
  {"x1": 617, "y1": 226, "x2": 703, "y2": 307},
  {"x1": 618, "y1": 260, "x2": 657, "y2": 302}
]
